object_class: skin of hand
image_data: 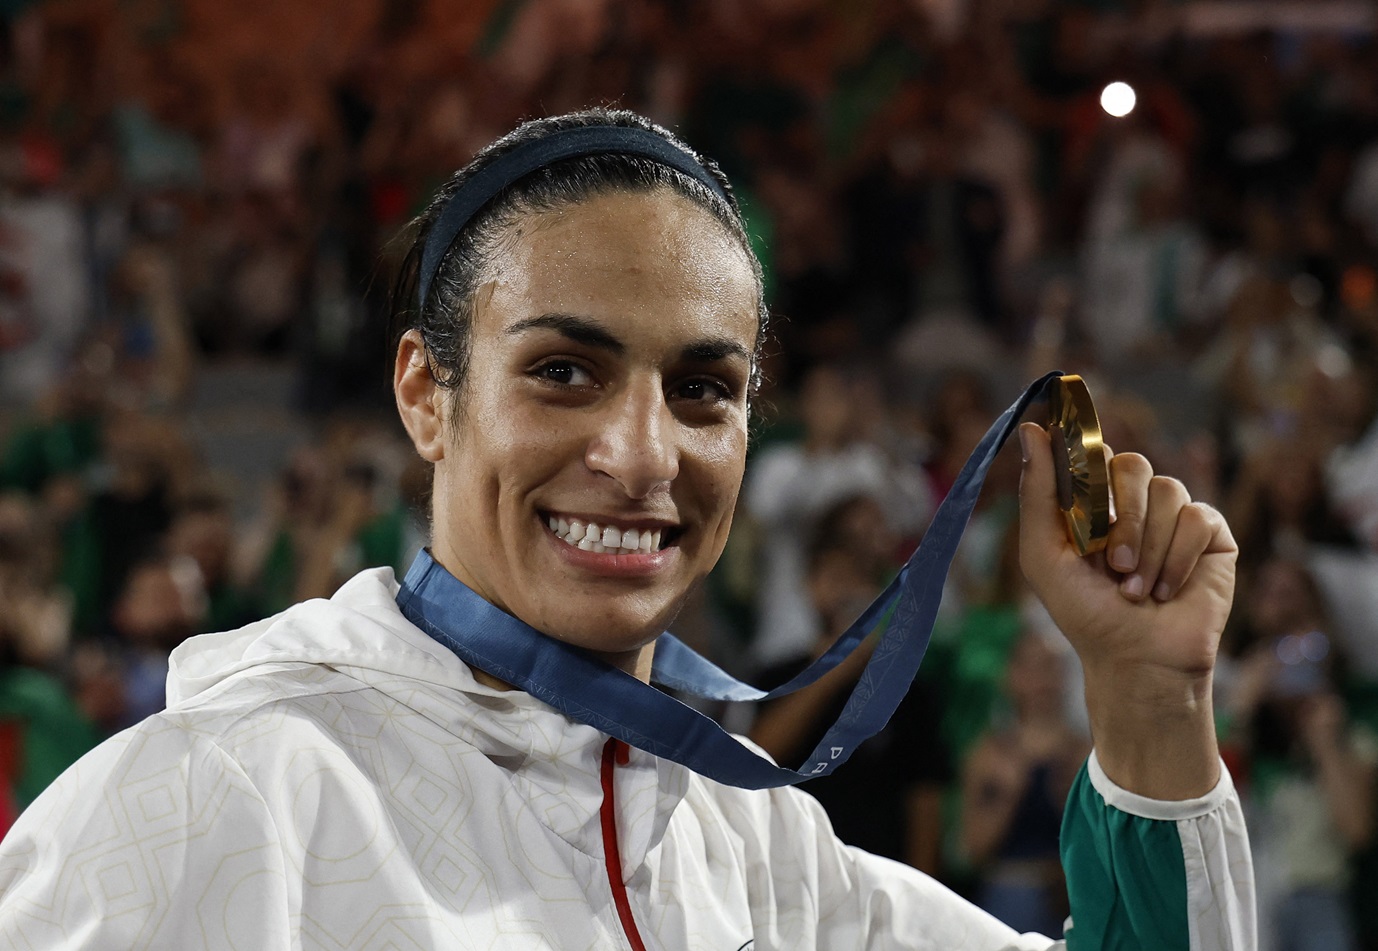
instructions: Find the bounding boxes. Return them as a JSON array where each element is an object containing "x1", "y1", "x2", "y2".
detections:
[
  {"x1": 1298, "y1": 692, "x2": 1377, "y2": 848},
  {"x1": 960, "y1": 738, "x2": 1034, "y2": 865},
  {"x1": 984, "y1": 744, "x2": 1034, "y2": 801},
  {"x1": 1017, "y1": 422, "x2": 1238, "y2": 800},
  {"x1": 1299, "y1": 692, "x2": 1347, "y2": 756},
  {"x1": 1228, "y1": 647, "x2": 1281, "y2": 723}
]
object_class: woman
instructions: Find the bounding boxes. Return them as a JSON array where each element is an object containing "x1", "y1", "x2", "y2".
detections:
[
  {"x1": 1223, "y1": 558, "x2": 1374, "y2": 951},
  {"x1": 961, "y1": 630, "x2": 1091, "y2": 936},
  {"x1": 0, "y1": 109, "x2": 1252, "y2": 949}
]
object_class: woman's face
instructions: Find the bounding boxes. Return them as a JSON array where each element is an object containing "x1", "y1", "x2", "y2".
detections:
[{"x1": 402, "y1": 188, "x2": 758, "y2": 675}]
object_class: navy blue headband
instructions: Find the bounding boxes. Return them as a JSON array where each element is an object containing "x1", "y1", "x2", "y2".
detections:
[{"x1": 417, "y1": 125, "x2": 733, "y2": 314}]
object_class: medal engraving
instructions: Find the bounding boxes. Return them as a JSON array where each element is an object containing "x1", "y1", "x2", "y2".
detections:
[{"x1": 1048, "y1": 375, "x2": 1111, "y2": 556}]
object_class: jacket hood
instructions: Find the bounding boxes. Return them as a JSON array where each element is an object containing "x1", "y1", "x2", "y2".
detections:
[
  {"x1": 169, "y1": 566, "x2": 689, "y2": 873},
  {"x1": 167, "y1": 567, "x2": 529, "y2": 709}
]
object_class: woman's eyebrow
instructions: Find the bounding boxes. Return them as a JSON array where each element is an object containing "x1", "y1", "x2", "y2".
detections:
[
  {"x1": 506, "y1": 313, "x2": 624, "y2": 353},
  {"x1": 681, "y1": 339, "x2": 751, "y2": 364},
  {"x1": 506, "y1": 314, "x2": 750, "y2": 364}
]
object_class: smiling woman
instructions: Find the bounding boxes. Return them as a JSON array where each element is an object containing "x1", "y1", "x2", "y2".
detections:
[
  {"x1": 0, "y1": 109, "x2": 1254, "y2": 951},
  {"x1": 395, "y1": 184, "x2": 758, "y2": 670},
  {"x1": 390, "y1": 112, "x2": 764, "y2": 673}
]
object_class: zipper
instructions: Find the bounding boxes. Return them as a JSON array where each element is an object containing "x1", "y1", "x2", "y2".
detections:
[{"x1": 599, "y1": 738, "x2": 648, "y2": 951}]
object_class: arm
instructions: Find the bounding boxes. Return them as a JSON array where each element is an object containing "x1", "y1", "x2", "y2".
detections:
[
  {"x1": 124, "y1": 246, "x2": 195, "y2": 407},
  {"x1": 1060, "y1": 751, "x2": 1255, "y2": 951},
  {"x1": 1018, "y1": 424, "x2": 1232, "y2": 799},
  {"x1": 0, "y1": 720, "x2": 291, "y2": 949},
  {"x1": 1301, "y1": 694, "x2": 1377, "y2": 849},
  {"x1": 1016, "y1": 423, "x2": 1256, "y2": 947},
  {"x1": 959, "y1": 737, "x2": 1031, "y2": 867},
  {"x1": 720, "y1": 775, "x2": 1061, "y2": 950},
  {"x1": 748, "y1": 637, "x2": 874, "y2": 763},
  {"x1": 742, "y1": 448, "x2": 810, "y2": 525},
  {"x1": 904, "y1": 783, "x2": 945, "y2": 878}
]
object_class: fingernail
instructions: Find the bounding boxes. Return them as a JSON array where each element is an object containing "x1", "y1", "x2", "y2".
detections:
[
  {"x1": 1121, "y1": 574, "x2": 1144, "y2": 599},
  {"x1": 1153, "y1": 581, "x2": 1172, "y2": 602},
  {"x1": 1018, "y1": 425, "x2": 1032, "y2": 463},
  {"x1": 1110, "y1": 545, "x2": 1135, "y2": 572}
]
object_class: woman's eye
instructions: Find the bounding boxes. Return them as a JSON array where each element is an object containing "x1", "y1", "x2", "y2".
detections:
[
  {"x1": 672, "y1": 378, "x2": 733, "y2": 403},
  {"x1": 533, "y1": 361, "x2": 594, "y2": 386}
]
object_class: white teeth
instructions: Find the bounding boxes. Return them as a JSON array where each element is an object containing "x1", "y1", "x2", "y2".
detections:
[{"x1": 548, "y1": 515, "x2": 670, "y2": 554}]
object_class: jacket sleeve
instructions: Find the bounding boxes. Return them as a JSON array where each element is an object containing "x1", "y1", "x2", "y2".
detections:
[
  {"x1": 752, "y1": 783, "x2": 1060, "y2": 951},
  {"x1": 1059, "y1": 751, "x2": 1256, "y2": 951},
  {"x1": 0, "y1": 718, "x2": 291, "y2": 951},
  {"x1": 775, "y1": 751, "x2": 1252, "y2": 950}
]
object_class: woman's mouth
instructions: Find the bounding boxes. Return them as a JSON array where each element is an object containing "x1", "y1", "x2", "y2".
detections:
[{"x1": 543, "y1": 513, "x2": 676, "y2": 554}]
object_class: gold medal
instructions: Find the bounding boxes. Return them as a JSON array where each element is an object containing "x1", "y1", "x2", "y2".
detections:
[{"x1": 1048, "y1": 374, "x2": 1110, "y2": 556}]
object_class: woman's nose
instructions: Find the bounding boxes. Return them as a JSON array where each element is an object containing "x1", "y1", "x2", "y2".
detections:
[{"x1": 585, "y1": 384, "x2": 679, "y2": 498}]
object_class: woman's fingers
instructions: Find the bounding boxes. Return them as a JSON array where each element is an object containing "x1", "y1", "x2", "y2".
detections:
[
  {"x1": 1104, "y1": 451, "x2": 1230, "y2": 602},
  {"x1": 1152, "y1": 501, "x2": 1228, "y2": 601},
  {"x1": 1027, "y1": 433, "x2": 1235, "y2": 603},
  {"x1": 1118, "y1": 471, "x2": 1191, "y2": 602},
  {"x1": 1105, "y1": 451, "x2": 1151, "y2": 574}
]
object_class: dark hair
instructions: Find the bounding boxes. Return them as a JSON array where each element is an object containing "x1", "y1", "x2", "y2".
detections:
[{"x1": 389, "y1": 108, "x2": 768, "y2": 405}]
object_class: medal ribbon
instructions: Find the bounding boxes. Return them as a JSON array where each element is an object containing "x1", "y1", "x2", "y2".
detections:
[{"x1": 396, "y1": 372, "x2": 1060, "y2": 789}]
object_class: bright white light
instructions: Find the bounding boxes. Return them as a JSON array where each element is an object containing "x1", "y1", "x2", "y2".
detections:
[{"x1": 1100, "y1": 82, "x2": 1137, "y2": 118}]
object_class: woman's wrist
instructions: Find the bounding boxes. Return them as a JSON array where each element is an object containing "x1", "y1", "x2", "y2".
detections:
[{"x1": 1083, "y1": 661, "x2": 1221, "y2": 801}]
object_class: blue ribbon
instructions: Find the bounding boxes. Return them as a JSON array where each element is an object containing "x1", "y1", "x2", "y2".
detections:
[{"x1": 396, "y1": 372, "x2": 1060, "y2": 789}]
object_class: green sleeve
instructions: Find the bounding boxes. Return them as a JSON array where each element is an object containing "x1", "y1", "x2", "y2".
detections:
[{"x1": 1060, "y1": 761, "x2": 1191, "y2": 950}]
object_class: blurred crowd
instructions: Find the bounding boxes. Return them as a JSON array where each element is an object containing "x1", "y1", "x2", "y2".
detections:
[{"x1": 3, "y1": 0, "x2": 1378, "y2": 947}]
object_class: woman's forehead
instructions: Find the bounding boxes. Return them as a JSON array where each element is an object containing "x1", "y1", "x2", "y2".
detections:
[{"x1": 478, "y1": 189, "x2": 759, "y2": 344}]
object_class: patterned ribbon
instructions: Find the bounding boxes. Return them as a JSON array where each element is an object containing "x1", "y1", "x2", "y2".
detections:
[{"x1": 396, "y1": 372, "x2": 1060, "y2": 789}]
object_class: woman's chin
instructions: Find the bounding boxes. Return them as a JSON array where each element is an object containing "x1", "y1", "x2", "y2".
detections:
[{"x1": 531, "y1": 608, "x2": 667, "y2": 667}]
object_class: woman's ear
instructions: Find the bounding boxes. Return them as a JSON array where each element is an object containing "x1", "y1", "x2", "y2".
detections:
[{"x1": 394, "y1": 329, "x2": 446, "y2": 462}]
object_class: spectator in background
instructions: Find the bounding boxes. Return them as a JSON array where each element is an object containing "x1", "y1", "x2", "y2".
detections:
[
  {"x1": 1222, "y1": 558, "x2": 1375, "y2": 951},
  {"x1": 108, "y1": 553, "x2": 203, "y2": 727},
  {"x1": 80, "y1": 411, "x2": 192, "y2": 627},
  {"x1": 165, "y1": 493, "x2": 260, "y2": 634},
  {"x1": 111, "y1": 53, "x2": 205, "y2": 194},
  {"x1": 743, "y1": 362, "x2": 930, "y2": 666},
  {"x1": 960, "y1": 629, "x2": 1090, "y2": 938},
  {"x1": 928, "y1": 518, "x2": 1027, "y2": 765},
  {"x1": 750, "y1": 495, "x2": 950, "y2": 875},
  {"x1": 846, "y1": 103, "x2": 1006, "y2": 335},
  {"x1": 206, "y1": 190, "x2": 311, "y2": 355},
  {"x1": 1077, "y1": 109, "x2": 1207, "y2": 366},
  {"x1": 922, "y1": 367, "x2": 999, "y2": 502},
  {"x1": 237, "y1": 446, "x2": 339, "y2": 614},
  {"x1": 213, "y1": 59, "x2": 316, "y2": 201},
  {"x1": 1225, "y1": 434, "x2": 1358, "y2": 569},
  {"x1": 944, "y1": 71, "x2": 1043, "y2": 280},
  {"x1": 0, "y1": 494, "x2": 98, "y2": 833},
  {"x1": 1200, "y1": 271, "x2": 1346, "y2": 459},
  {"x1": 0, "y1": 113, "x2": 91, "y2": 404},
  {"x1": 0, "y1": 494, "x2": 70, "y2": 668},
  {"x1": 237, "y1": 438, "x2": 412, "y2": 615},
  {"x1": 107, "y1": 243, "x2": 196, "y2": 407},
  {"x1": 1319, "y1": 360, "x2": 1378, "y2": 551},
  {"x1": 1344, "y1": 138, "x2": 1378, "y2": 251}
]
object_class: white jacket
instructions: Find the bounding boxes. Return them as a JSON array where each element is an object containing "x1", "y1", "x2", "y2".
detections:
[{"x1": 0, "y1": 568, "x2": 1254, "y2": 949}]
